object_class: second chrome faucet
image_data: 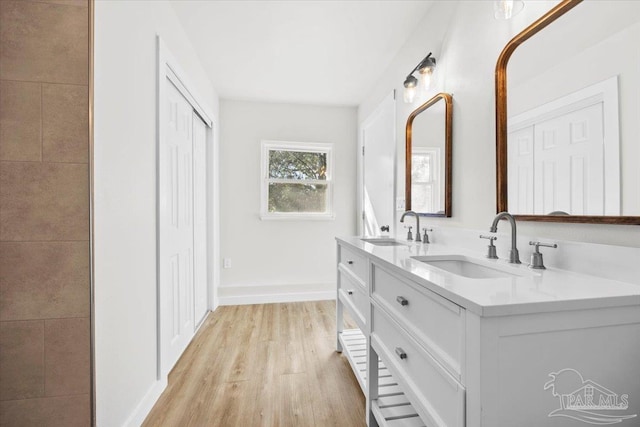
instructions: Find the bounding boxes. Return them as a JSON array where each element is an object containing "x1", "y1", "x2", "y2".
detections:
[
  {"x1": 400, "y1": 210, "x2": 434, "y2": 244},
  {"x1": 483, "y1": 212, "x2": 558, "y2": 268},
  {"x1": 400, "y1": 210, "x2": 433, "y2": 244},
  {"x1": 488, "y1": 211, "x2": 521, "y2": 264},
  {"x1": 400, "y1": 210, "x2": 421, "y2": 242}
]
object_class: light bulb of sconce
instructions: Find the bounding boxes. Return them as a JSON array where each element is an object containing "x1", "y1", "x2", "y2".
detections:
[
  {"x1": 494, "y1": 0, "x2": 524, "y2": 20},
  {"x1": 404, "y1": 85, "x2": 416, "y2": 103},
  {"x1": 403, "y1": 75, "x2": 418, "y2": 103},
  {"x1": 419, "y1": 67, "x2": 433, "y2": 93}
]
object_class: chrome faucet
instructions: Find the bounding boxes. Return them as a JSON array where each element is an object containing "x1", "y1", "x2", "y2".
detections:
[
  {"x1": 400, "y1": 210, "x2": 421, "y2": 242},
  {"x1": 489, "y1": 212, "x2": 521, "y2": 264}
]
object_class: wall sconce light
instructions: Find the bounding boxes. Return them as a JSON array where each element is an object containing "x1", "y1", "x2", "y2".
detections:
[
  {"x1": 494, "y1": 0, "x2": 524, "y2": 20},
  {"x1": 403, "y1": 52, "x2": 436, "y2": 103}
]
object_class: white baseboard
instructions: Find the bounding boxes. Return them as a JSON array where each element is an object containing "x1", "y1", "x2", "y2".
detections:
[
  {"x1": 218, "y1": 283, "x2": 336, "y2": 306},
  {"x1": 122, "y1": 377, "x2": 167, "y2": 427}
]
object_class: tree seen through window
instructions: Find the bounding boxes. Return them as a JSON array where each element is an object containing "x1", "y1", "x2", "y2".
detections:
[{"x1": 266, "y1": 148, "x2": 330, "y2": 214}]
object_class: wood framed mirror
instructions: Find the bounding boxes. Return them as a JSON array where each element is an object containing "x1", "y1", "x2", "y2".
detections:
[
  {"x1": 495, "y1": 0, "x2": 640, "y2": 224},
  {"x1": 405, "y1": 93, "x2": 452, "y2": 216}
]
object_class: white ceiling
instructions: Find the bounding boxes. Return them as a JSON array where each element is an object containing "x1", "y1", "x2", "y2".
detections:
[{"x1": 170, "y1": 0, "x2": 435, "y2": 106}]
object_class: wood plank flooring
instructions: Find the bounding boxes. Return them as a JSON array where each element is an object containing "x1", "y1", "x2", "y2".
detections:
[{"x1": 143, "y1": 301, "x2": 365, "y2": 427}]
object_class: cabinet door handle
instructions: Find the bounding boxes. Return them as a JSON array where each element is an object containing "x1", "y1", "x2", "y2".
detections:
[
  {"x1": 395, "y1": 347, "x2": 407, "y2": 360},
  {"x1": 347, "y1": 290, "x2": 353, "y2": 295},
  {"x1": 396, "y1": 296, "x2": 408, "y2": 306},
  {"x1": 347, "y1": 260, "x2": 354, "y2": 265}
]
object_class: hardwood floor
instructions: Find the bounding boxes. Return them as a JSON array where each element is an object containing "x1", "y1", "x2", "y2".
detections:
[{"x1": 143, "y1": 301, "x2": 365, "y2": 427}]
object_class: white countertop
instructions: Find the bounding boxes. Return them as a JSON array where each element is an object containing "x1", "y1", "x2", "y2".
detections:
[{"x1": 337, "y1": 236, "x2": 640, "y2": 317}]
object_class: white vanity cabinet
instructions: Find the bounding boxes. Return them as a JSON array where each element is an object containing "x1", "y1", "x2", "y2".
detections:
[
  {"x1": 336, "y1": 238, "x2": 640, "y2": 427},
  {"x1": 336, "y1": 242, "x2": 370, "y2": 392},
  {"x1": 371, "y1": 264, "x2": 465, "y2": 380},
  {"x1": 337, "y1": 241, "x2": 427, "y2": 421},
  {"x1": 337, "y1": 244, "x2": 369, "y2": 330},
  {"x1": 369, "y1": 262, "x2": 466, "y2": 427}
]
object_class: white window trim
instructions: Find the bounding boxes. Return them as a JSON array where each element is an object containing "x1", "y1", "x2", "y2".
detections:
[{"x1": 260, "y1": 140, "x2": 335, "y2": 220}]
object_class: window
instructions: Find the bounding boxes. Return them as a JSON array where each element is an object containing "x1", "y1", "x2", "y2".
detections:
[
  {"x1": 261, "y1": 140, "x2": 334, "y2": 220},
  {"x1": 411, "y1": 147, "x2": 441, "y2": 213}
]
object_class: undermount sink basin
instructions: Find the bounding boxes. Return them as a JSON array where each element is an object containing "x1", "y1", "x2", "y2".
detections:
[
  {"x1": 360, "y1": 237, "x2": 407, "y2": 247},
  {"x1": 411, "y1": 255, "x2": 533, "y2": 279}
]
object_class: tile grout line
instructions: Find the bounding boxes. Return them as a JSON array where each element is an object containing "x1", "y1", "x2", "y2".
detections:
[
  {"x1": 0, "y1": 392, "x2": 90, "y2": 404},
  {"x1": 0, "y1": 78, "x2": 88, "y2": 88},
  {"x1": 18, "y1": 0, "x2": 89, "y2": 11},
  {"x1": 0, "y1": 160, "x2": 89, "y2": 166},
  {"x1": 0, "y1": 240, "x2": 90, "y2": 243},
  {"x1": 0, "y1": 316, "x2": 90, "y2": 323},
  {"x1": 43, "y1": 319, "x2": 47, "y2": 397},
  {"x1": 0, "y1": 89, "x2": 2, "y2": 240},
  {"x1": 40, "y1": 83, "x2": 43, "y2": 163}
]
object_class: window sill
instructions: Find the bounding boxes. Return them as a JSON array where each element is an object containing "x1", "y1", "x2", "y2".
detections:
[{"x1": 260, "y1": 212, "x2": 336, "y2": 221}]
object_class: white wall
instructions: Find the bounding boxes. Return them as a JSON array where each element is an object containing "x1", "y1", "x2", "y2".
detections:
[
  {"x1": 218, "y1": 100, "x2": 357, "y2": 304},
  {"x1": 94, "y1": 1, "x2": 218, "y2": 425},
  {"x1": 359, "y1": 0, "x2": 640, "y2": 247}
]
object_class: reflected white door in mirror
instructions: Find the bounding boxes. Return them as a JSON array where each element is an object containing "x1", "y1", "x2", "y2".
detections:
[{"x1": 508, "y1": 77, "x2": 619, "y2": 216}]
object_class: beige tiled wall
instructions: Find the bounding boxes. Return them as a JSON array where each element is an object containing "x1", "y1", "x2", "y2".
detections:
[{"x1": 0, "y1": 0, "x2": 91, "y2": 425}]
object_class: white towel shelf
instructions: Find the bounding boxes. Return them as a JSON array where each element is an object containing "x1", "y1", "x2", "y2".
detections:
[{"x1": 338, "y1": 328, "x2": 425, "y2": 427}]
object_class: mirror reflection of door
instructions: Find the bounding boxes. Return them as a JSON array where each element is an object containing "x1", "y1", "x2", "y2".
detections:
[
  {"x1": 361, "y1": 91, "x2": 396, "y2": 236},
  {"x1": 411, "y1": 99, "x2": 445, "y2": 214},
  {"x1": 533, "y1": 104, "x2": 605, "y2": 215},
  {"x1": 506, "y1": 1, "x2": 639, "y2": 217},
  {"x1": 508, "y1": 83, "x2": 613, "y2": 215}
]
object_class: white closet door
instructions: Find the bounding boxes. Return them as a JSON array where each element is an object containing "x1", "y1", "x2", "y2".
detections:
[
  {"x1": 160, "y1": 79, "x2": 195, "y2": 373},
  {"x1": 192, "y1": 114, "x2": 208, "y2": 328}
]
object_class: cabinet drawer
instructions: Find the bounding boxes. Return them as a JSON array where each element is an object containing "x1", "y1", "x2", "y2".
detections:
[
  {"x1": 339, "y1": 244, "x2": 368, "y2": 285},
  {"x1": 372, "y1": 263, "x2": 464, "y2": 379},
  {"x1": 338, "y1": 271, "x2": 368, "y2": 329},
  {"x1": 371, "y1": 304, "x2": 465, "y2": 427}
]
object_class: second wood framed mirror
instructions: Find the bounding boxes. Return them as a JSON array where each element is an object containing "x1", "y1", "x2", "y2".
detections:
[
  {"x1": 405, "y1": 93, "x2": 452, "y2": 216},
  {"x1": 495, "y1": 0, "x2": 640, "y2": 224}
]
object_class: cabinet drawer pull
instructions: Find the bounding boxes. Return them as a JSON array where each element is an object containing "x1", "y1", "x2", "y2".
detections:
[
  {"x1": 395, "y1": 347, "x2": 407, "y2": 360},
  {"x1": 347, "y1": 260, "x2": 354, "y2": 265},
  {"x1": 347, "y1": 290, "x2": 353, "y2": 295},
  {"x1": 396, "y1": 296, "x2": 409, "y2": 306}
]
